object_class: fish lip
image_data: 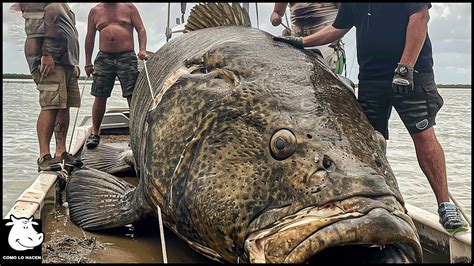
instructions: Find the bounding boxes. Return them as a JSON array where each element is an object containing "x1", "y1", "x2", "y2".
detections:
[{"x1": 244, "y1": 198, "x2": 422, "y2": 263}]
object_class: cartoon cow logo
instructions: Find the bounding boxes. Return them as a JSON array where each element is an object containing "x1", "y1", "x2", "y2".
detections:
[{"x1": 5, "y1": 215, "x2": 44, "y2": 251}]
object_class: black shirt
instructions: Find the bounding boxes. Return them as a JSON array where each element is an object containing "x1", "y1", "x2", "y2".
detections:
[{"x1": 333, "y1": 3, "x2": 433, "y2": 80}]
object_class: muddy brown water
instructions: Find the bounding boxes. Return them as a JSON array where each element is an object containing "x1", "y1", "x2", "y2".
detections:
[{"x1": 41, "y1": 177, "x2": 214, "y2": 264}]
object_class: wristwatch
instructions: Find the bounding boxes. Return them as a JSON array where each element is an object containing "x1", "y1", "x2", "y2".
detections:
[{"x1": 395, "y1": 64, "x2": 408, "y2": 76}]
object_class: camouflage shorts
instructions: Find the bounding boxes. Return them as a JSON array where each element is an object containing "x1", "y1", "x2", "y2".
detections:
[
  {"x1": 358, "y1": 72, "x2": 444, "y2": 139},
  {"x1": 91, "y1": 51, "x2": 138, "y2": 98},
  {"x1": 32, "y1": 65, "x2": 81, "y2": 110}
]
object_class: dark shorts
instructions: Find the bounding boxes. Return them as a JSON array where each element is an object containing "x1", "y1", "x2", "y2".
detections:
[
  {"x1": 358, "y1": 72, "x2": 444, "y2": 139},
  {"x1": 91, "y1": 51, "x2": 139, "y2": 98}
]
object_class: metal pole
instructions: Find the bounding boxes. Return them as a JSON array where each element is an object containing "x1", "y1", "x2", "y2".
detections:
[
  {"x1": 255, "y1": 3, "x2": 259, "y2": 29},
  {"x1": 166, "y1": 3, "x2": 171, "y2": 42},
  {"x1": 67, "y1": 75, "x2": 89, "y2": 153},
  {"x1": 180, "y1": 2, "x2": 186, "y2": 24}
]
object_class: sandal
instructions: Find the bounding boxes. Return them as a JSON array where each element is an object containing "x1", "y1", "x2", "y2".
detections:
[
  {"x1": 86, "y1": 134, "x2": 100, "y2": 149},
  {"x1": 37, "y1": 154, "x2": 62, "y2": 172},
  {"x1": 56, "y1": 151, "x2": 83, "y2": 168}
]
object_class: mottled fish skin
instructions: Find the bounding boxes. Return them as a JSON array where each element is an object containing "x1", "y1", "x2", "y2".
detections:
[{"x1": 129, "y1": 26, "x2": 420, "y2": 263}]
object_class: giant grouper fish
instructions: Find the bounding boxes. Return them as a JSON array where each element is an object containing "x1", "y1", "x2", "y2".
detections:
[{"x1": 66, "y1": 2, "x2": 422, "y2": 263}]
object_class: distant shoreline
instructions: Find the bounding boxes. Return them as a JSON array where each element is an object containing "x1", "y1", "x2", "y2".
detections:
[{"x1": 2, "y1": 74, "x2": 471, "y2": 88}]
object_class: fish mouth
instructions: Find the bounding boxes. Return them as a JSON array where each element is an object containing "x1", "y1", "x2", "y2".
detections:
[{"x1": 244, "y1": 197, "x2": 422, "y2": 263}]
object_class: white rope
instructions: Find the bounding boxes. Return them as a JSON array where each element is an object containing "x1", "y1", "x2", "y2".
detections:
[
  {"x1": 284, "y1": 9, "x2": 290, "y2": 31},
  {"x1": 68, "y1": 75, "x2": 89, "y2": 153},
  {"x1": 449, "y1": 191, "x2": 471, "y2": 226},
  {"x1": 157, "y1": 204, "x2": 168, "y2": 263},
  {"x1": 143, "y1": 60, "x2": 154, "y2": 99}
]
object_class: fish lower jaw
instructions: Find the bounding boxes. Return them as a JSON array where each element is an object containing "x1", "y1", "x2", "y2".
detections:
[{"x1": 244, "y1": 207, "x2": 422, "y2": 263}]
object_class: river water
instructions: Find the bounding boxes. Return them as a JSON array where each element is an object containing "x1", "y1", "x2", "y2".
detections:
[{"x1": 2, "y1": 80, "x2": 471, "y2": 262}]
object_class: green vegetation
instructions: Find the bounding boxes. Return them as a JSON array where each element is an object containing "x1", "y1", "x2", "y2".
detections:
[
  {"x1": 3, "y1": 73, "x2": 32, "y2": 79},
  {"x1": 3, "y1": 73, "x2": 472, "y2": 88},
  {"x1": 3, "y1": 73, "x2": 91, "y2": 80},
  {"x1": 353, "y1": 83, "x2": 470, "y2": 89},
  {"x1": 436, "y1": 84, "x2": 471, "y2": 88}
]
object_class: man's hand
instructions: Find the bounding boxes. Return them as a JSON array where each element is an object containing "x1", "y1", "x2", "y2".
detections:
[
  {"x1": 40, "y1": 54, "x2": 55, "y2": 76},
  {"x1": 272, "y1": 36, "x2": 304, "y2": 49},
  {"x1": 74, "y1": 65, "x2": 81, "y2": 78},
  {"x1": 138, "y1": 50, "x2": 149, "y2": 61},
  {"x1": 270, "y1": 11, "x2": 282, "y2": 26},
  {"x1": 392, "y1": 63, "x2": 414, "y2": 94},
  {"x1": 84, "y1": 64, "x2": 94, "y2": 77}
]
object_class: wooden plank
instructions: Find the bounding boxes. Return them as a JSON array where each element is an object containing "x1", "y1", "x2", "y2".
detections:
[{"x1": 4, "y1": 172, "x2": 59, "y2": 219}]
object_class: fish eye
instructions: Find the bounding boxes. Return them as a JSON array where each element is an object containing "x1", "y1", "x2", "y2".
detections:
[
  {"x1": 322, "y1": 156, "x2": 335, "y2": 172},
  {"x1": 270, "y1": 129, "x2": 296, "y2": 160}
]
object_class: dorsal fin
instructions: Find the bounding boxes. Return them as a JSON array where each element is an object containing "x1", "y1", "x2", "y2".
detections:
[{"x1": 185, "y1": 2, "x2": 251, "y2": 32}]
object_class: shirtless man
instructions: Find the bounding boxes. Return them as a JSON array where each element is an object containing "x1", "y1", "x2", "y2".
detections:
[{"x1": 84, "y1": 3, "x2": 148, "y2": 148}]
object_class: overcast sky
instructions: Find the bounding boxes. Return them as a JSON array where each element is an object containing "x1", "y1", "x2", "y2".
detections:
[{"x1": 2, "y1": 2, "x2": 471, "y2": 84}]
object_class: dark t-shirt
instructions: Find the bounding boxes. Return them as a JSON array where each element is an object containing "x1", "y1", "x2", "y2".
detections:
[{"x1": 333, "y1": 3, "x2": 433, "y2": 80}]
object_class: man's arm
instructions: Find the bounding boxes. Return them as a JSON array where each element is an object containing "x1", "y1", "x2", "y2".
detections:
[
  {"x1": 84, "y1": 8, "x2": 97, "y2": 76},
  {"x1": 272, "y1": 25, "x2": 348, "y2": 49},
  {"x1": 40, "y1": 4, "x2": 57, "y2": 76},
  {"x1": 392, "y1": 6, "x2": 430, "y2": 94},
  {"x1": 302, "y1": 25, "x2": 349, "y2": 47},
  {"x1": 130, "y1": 4, "x2": 148, "y2": 61},
  {"x1": 270, "y1": 3, "x2": 288, "y2": 26},
  {"x1": 399, "y1": 7, "x2": 430, "y2": 67}
]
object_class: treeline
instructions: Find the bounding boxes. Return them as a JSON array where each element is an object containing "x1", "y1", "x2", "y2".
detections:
[
  {"x1": 3, "y1": 73, "x2": 90, "y2": 80},
  {"x1": 2, "y1": 73, "x2": 472, "y2": 88}
]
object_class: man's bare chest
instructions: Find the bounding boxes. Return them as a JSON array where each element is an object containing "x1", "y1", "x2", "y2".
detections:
[{"x1": 95, "y1": 10, "x2": 132, "y2": 30}]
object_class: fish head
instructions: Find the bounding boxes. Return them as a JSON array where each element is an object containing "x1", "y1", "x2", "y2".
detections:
[
  {"x1": 236, "y1": 60, "x2": 421, "y2": 263},
  {"x1": 179, "y1": 74, "x2": 421, "y2": 263}
]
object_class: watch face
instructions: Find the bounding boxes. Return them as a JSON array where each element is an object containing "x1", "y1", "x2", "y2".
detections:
[{"x1": 398, "y1": 65, "x2": 408, "y2": 75}]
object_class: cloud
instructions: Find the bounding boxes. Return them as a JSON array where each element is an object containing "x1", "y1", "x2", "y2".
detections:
[{"x1": 2, "y1": 2, "x2": 471, "y2": 84}]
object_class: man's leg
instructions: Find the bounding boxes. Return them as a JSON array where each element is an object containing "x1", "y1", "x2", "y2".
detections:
[
  {"x1": 54, "y1": 108, "x2": 70, "y2": 158},
  {"x1": 37, "y1": 109, "x2": 58, "y2": 157},
  {"x1": 410, "y1": 127, "x2": 449, "y2": 205},
  {"x1": 91, "y1": 96, "x2": 108, "y2": 135},
  {"x1": 394, "y1": 72, "x2": 467, "y2": 232},
  {"x1": 88, "y1": 51, "x2": 116, "y2": 148}
]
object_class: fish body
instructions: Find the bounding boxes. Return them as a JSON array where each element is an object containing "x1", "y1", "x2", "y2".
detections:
[{"x1": 67, "y1": 3, "x2": 422, "y2": 263}]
